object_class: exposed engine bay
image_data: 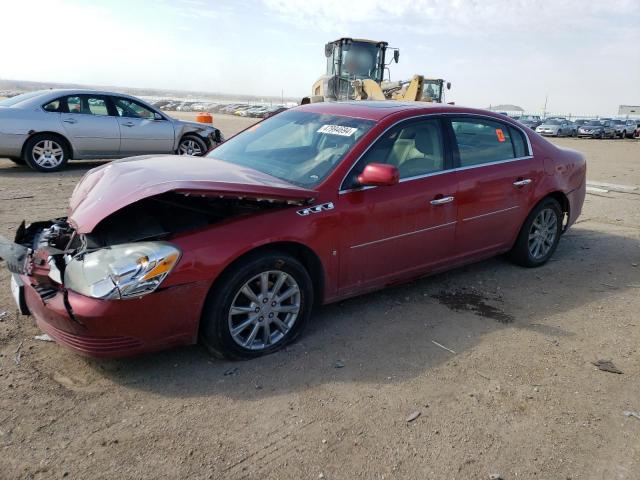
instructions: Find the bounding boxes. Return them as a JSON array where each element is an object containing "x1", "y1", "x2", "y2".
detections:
[
  {"x1": 19, "y1": 191, "x2": 286, "y2": 250},
  {"x1": 1, "y1": 192, "x2": 289, "y2": 306}
]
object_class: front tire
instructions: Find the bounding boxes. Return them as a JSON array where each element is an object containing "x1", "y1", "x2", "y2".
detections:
[
  {"x1": 178, "y1": 135, "x2": 207, "y2": 156},
  {"x1": 22, "y1": 134, "x2": 69, "y2": 172},
  {"x1": 200, "y1": 252, "x2": 314, "y2": 360},
  {"x1": 508, "y1": 198, "x2": 563, "y2": 267}
]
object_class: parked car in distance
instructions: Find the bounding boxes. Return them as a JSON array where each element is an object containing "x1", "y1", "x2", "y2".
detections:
[
  {"x1": 238, "y1": 106, "x2": 268, "y2": 117},
  {"x1": 573, "y1": 119, "x2": 590, "y2": 130},
  {"x1": 517, "y1": 115, "x2": 542, "y2": 129},
  {"x1": 220, "y1": 104, "x2": 244, "y2": 114},
  {"x1": 624, "y1": 120, "x2": 640, "y2": 138},
  {"x1": 535, "y1": 119, "x2": 574, "y2": 137},
  {"x1": 0, "y1": 101, "x2": 586, "y2": 359},
  {"x1": 577, "y1": 120, "x2": 616, "y2": 139},
  {"x1": 0, "y1": 90, "x2": 223, "y2": 171},
  {"x1": 611, "y1": 120, "x2": 628, "y2": 138},
  {"x1": 233, "y1": 105, "x2": 254, "y2": 115},
  {"x1": 261, "y1": 106, "x2": 288, "y2": 118}
]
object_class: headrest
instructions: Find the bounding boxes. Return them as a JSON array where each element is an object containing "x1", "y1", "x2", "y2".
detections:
[{"x1": 414, "y1": 126, "x2": 436, "y2": 155}]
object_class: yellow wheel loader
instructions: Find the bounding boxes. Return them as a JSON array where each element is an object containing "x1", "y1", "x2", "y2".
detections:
[{"x1": 301, "y1": 37, "x2": 450, "y2": 104}]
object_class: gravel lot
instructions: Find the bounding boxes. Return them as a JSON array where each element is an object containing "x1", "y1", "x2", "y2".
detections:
[{"x1": 0, "y1": 113, "x2": 639, "y2": 479}]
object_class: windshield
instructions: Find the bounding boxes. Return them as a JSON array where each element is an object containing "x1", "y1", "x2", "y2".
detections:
[
  {"x1": 341, "y1": 43, "x2": 383, "y2": 81},
  {"x1": 207, "y1": 110, "x2": 375, "y2": 187},
  {"x1": 423, "y1": 81, "x2": 442, "y2": 102},
  {"x1": 0, "y1": 90, "x2": 44, "y2": 107}
]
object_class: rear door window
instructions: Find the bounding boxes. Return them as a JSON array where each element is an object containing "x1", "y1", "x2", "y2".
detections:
[
  {"x1": 63, "y1": 95, "x2": 110, "y2": 116},
  {"x1": 450, "y1": 118, "x2": 528, "y2": 167}
]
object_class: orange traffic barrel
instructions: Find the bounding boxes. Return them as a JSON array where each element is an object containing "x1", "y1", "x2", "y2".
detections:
[{"x1": 196, "y1": 112, "x2": 213, "y2": 124}]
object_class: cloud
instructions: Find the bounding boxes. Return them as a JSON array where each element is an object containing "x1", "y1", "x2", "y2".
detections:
[{"x1": 262, "y1": 0, "x2": 640, "y2": 35}]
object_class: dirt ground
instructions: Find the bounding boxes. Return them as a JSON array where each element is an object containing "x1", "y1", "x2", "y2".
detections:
[{"x1": 0, "y1": 114, "x2": 639, "y2": 480}]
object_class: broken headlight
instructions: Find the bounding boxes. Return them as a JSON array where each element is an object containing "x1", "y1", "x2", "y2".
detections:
[{"x1": 64, "y1": 242, "x2": 181, "y2": 299}]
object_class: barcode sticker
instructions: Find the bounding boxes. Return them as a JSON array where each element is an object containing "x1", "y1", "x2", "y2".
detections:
[{"x1": 317, "y1": 125, "x2": 358, "y2": 137}]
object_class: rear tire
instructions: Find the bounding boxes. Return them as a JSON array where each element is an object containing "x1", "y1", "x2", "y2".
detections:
[
  {"x1": 22, "y1": 133, "x2": 69, "y2": 172},
  {"x1": 508, "y1": 198, "x2": 563, "y2": 268},
  {"x1": 200, "y1": 251, "x2": 314, "y2": 360}
]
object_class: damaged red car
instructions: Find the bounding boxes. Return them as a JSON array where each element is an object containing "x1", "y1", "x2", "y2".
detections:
[{"x1": 0, "y1": 102, "x2": 586, "y2": 359}]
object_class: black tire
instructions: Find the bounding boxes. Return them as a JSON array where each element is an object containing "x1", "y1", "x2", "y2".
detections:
[
  {"x1": 200, "y1": 251, "x2": 314, "y2": 360},
  {"x1": 508, "y1": 197, "x2": 563, "y2": 268},
  {"x1": 177, "y1": 134, "x2": 207, "y2": 156},
  {"x1": 22, "y1": 133, "x2": 70, "y2": 172}
]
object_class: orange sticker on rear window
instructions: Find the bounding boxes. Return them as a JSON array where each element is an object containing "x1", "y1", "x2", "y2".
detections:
[{"x1": 496, "y1": 128, "x2": 506, "y2": 142}]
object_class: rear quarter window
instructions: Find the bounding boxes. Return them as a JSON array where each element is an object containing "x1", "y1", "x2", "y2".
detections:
[
  {"x1": 509, "y1": 126, "x2": 529, "y2": 157},
  {"x1": 43, "y1": 99, "x2": 62, "y2": 112}
]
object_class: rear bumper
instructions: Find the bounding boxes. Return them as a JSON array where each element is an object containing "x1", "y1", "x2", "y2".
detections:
[
  {"x1": 566, "y1": 181, "x2": 586, "y2": 229},
  {"x1": 21, "y1": 275, "x2": 209, "y2": 358},
  {"x1": 0, "y1": 132, "x2": 27, "y2": 157}
]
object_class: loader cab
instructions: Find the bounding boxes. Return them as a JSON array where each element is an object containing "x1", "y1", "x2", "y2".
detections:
[
  {"x1": 422, "y1": 79, "x2": 451, "y2": 103},
  {"x1": 324, "y1": 38, "x2": 390, "y2": 101}
]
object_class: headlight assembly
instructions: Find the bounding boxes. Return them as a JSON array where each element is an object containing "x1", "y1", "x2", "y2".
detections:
[{"x1": 64, "y1": 242, "x2": 181, "y2": 299}]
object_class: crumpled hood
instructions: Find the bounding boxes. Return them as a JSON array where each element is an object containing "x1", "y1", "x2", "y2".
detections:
[
  {"x1": 68, "y1": 155, "x2": 317, "y2": 233},
  {"x1": 178, "y1": 119, "x2": 215, "y2": 130}
]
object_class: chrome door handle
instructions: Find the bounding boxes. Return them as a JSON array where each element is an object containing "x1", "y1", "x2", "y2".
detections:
[
  {"x1": 513, "y1": 179, "x2": 532, "y2": 187},
  {"x1": 122, "y1": 122, "x2": 135, "y2": 127},
  {"x1": 62, "y1": 118, "x2": 77, "y2": 124},
  {"x1": 430, "y1": 196, "x2": 455, "y2": 205}
]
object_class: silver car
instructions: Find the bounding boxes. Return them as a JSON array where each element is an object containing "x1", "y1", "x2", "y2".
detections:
[
  {"x1": 0, "y1": 89, "x2": 223, "y2": 172},
  {"x1": 535, "y1": 119, "x2": 574, "y2": 137}
]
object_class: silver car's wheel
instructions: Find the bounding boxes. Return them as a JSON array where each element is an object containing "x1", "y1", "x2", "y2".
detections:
[
  {"x1": 23, "y1": 134, "x2": 70, "y2": 172},
  {"x1": 178, "y1": 136, "x2": 206, "y2": 156},
  {"x1": 528, "y1": 208, "x2": 558, "y2": 260},
  {"x1": 32, "y1": 139, "x2": 65, "y2": 168},
  {"x1": 228, "y1": 270, "x2": 301, "y2": 351}
]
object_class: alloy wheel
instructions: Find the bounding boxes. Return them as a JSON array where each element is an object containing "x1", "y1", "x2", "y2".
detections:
[
  {"x1": 32, "y1": 140, "x2": 64, "y2": 168},
  {"x1": 178, "y1": 139, "x2": 203, "y2": 156},
  {"x1": 528, "y1": 208, "x2": 558, "y2": 260},
  {"x1": 228, "y1": 270, "x2": 301, "y2": 350}
]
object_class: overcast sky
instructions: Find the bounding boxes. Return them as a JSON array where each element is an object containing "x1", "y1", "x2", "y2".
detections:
[{"x1": 2, "y1": 0, "x2": 639, "y2": 115}]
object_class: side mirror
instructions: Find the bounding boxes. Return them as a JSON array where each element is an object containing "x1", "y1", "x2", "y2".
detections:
[
  {"x1": 393, "y1": 50, "x2": 400, "y2": 63},
  {"x1": 357, "y1": 163, "x2": 399, "y2": 187},
  {"x1": 446, "y1": 82, "x2": 451, "y2": 90},
  {"x1": 154, "y1": 112, "x2": 164, "y2": 121}
]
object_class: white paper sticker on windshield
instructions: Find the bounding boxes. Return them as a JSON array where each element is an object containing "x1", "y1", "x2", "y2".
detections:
[{"x1": 317, "y1": 125, "x2": 358, "y2": 137}]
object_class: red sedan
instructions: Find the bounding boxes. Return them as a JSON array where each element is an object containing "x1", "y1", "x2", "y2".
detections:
[{"x1": 1, "y1": 101, "x2": 586, "y2": 359}]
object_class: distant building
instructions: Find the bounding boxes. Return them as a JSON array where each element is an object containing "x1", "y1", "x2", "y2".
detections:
[
  {"x1": 618, "y1": 105, "x2": 640, "y2": 116},
  {"x1": 487, "y1": 104, "x2": 524, "y2": 114}
]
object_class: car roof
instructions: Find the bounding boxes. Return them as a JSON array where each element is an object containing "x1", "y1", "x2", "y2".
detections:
[
  {"x1": 7, "y1": 89, "x2": 150, "y2": 108},
  {"x1": 296, "y1": 100, "x2": 512, "y2": 122}
]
